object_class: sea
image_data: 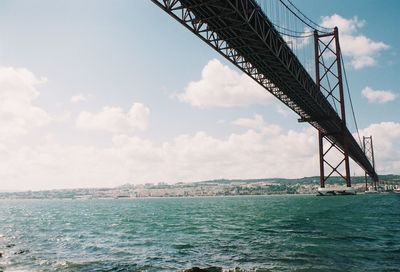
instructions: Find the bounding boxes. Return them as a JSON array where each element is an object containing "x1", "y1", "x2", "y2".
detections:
[{"x1": 0, "y1": 194, "x2": 399, "y2": 272}]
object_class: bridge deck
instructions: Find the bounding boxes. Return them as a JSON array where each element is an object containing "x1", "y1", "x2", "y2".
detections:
[{"x1": 152, "y1": 0, "x2": 378, "y2": 180}]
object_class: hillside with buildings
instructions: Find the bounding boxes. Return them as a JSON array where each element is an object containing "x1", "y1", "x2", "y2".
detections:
[{"x1": 1, "y1": 175, "x2": 399, "y2": 199}]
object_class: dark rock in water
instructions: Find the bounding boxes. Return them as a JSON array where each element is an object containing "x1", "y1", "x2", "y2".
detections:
[
  {"x1": 184, "y1": 267, "x2": 222, "y2": 272},
  {"x1": 15, "y1": 249, "x2": 29, "y2": 255},
  {"x1": 0, "y1": 252, "x2": 3, "y2": 258},
  {"x1": 6, "y1": 243, "x2": 16, "y2": 248}
]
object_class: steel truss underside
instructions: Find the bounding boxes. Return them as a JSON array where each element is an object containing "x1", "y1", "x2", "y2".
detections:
[{"x1": 152, "y1": 0, "x2": 378, "y2": 181}]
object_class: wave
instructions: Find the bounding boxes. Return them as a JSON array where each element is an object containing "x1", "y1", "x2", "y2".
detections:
[{"x1": 180, "y1": 267, "x2": 273, "y2": 272}]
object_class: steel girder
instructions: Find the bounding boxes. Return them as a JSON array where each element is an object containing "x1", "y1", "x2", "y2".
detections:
[{"x1": 151, "y1": 0, "x2": 378, "y2": 181}]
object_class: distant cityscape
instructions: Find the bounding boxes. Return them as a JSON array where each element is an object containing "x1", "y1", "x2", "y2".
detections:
[{"x1": 1, "y1": 175, "x2": 399, "y2": 199}]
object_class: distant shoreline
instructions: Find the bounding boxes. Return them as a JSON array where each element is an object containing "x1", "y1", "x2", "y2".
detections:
[
  {"x1": 0, "y1": 193, "x2": 320, "y2": 200},
  {"x1": 1, "y1": 175, "x2": 399, "y2": 200}
]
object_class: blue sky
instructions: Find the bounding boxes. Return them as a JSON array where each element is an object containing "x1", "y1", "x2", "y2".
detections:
[{"x1": 0, "y1": 0, "x2": 399, "y2": 190}]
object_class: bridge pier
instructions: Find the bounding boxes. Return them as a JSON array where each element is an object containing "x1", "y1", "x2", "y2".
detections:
[
  {"x1": 314, "y1": 28, "x2": 351, "y2": 189},
  {"x1": 363, "y1": 136, "x2": 378, "y2": 191}
]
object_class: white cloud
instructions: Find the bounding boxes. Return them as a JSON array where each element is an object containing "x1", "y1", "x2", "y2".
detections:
[
  {"x1": 76, "y1": 103, "x2": 150, "y2": 134},
  {"x1": 0, "y1": 118, "x2": 321, "y2": 190},
  {"x1": 177, "y1": 59, "x2": 272, "y2": 107},
  {"x1": 320, "y1": 14, "x2": 389, "y2": 69},
  {"x1": 232, "y1": 114, "x2": 281, "y2": 135},
  {"x1": 0, "y1": 67, "x2": 50, "y2": 141},
  {"x1": 70, "y1": 93, "x2": 90, "y2": 103},
  {"x1": 321, "y1": 15, "x2": 365, "y2": 35},
  {"x1": 361, "y1": 86, "x2": 397, "y2": 103},
  {"x1": 358, "y1": 122, "x2": 400, "y2": 174}
]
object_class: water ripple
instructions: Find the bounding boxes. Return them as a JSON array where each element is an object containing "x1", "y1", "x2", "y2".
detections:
[{"x1": 0, "y1": 195, "x2": 399, "y2": 271}]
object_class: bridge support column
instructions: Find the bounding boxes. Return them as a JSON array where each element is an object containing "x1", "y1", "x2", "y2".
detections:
[
  {"x1": 318, "y1": 131, "x2": 325, "y2": 188},
  {"x1": 363, "y1": 136, "x2": 378, "y2": 190},
  {"x1": 314, "y1": 28, "x2": 351, "y2": 188}
]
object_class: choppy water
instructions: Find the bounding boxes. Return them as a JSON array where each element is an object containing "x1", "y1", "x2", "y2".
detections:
[{"x1": 0, "y1": 194, "x2": 399, "y2": 271}]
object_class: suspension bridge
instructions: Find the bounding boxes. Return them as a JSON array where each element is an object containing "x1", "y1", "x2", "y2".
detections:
[{"x1": 151, "y1": 0, "x2": 379, "y2": 193}]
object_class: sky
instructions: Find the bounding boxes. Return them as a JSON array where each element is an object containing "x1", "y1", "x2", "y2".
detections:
[{"x1": 0, "y1": 0, "x2": 399, "y2": 191}]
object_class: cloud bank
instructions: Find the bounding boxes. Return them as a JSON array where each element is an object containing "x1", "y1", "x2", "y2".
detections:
[{"x1": 1, "y1": 122, "x2": 318, "y2": 190}]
